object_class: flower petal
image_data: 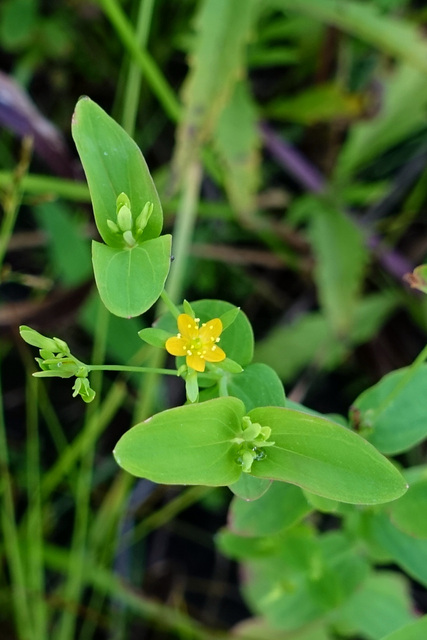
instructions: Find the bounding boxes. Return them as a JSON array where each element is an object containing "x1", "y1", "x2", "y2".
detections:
[
  {"x1": 204, "y1": 346, "x2": 226, "y2": 363},
  {"x1": 177, "y1": 313, "x2": 199, "y2": 339},
  {"x1": 165, "y1": 336, "x2": 187, "y2": 356},
  {"x1": 186, "y1": 353, "x2": 206, "y2": 372},
  {"x1": 199, "y1": 318, "x2": 222, "y2": 342}
]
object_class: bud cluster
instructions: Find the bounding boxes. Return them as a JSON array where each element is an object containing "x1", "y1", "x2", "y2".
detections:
[
  {"x1": 107, "y1": 192, "x2": 153, "y2": 248},
  {"x1": 233, "y1": 416, "x2": 275, "y2": 473}
]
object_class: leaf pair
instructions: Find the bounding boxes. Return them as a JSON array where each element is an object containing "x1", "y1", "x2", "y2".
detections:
[{"x1": 72, "y1": 97, "x2": 171, "y2": 317}]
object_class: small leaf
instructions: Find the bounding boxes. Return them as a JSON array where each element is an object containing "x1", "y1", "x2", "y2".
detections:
[
  {"x1": 92, "y1": 235, "x2": 171, "y2": 318},
  {"x1": 248, "y1": 407, "x2": 407, "y2": 504},
  {"x1": 228, "y1": 363, "x2": 285, "y2": 411},
  {"x1": 389, "y1": 478, "x2": 427, "y2": 538},
  {"x1": 114, "y1": 397, "x2": 246, "y2": 486},
  {"x1": 228, "y1": 475, "x2": 272, "y2": 501},
  {"x1": 138, "y1": 327, "x2": 172, "y2": 348}
]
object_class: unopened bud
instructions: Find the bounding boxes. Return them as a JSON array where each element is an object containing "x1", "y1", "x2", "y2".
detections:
[
  {"x1": 135, "y1": 201, "x2": 153, "y2": 232},
  {"x1": 107, "y1": 219, "x2": 120, "y2": 234},
  {"x1": 116, "y1": 192, "x2": 131, "y2": 214},
  {"x1": 117, "y1": 205, "x2": 133, "y2": 232}
]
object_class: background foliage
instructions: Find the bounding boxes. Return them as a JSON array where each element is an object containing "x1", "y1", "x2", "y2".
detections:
[{"x1": 3, "y1": 0, "x2": 427, "y2": 638}]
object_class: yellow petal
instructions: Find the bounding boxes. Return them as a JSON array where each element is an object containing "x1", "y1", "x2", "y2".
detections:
[
  {"x1": 199, "y1": 318, "x2": 222, "y2": 342},
  {"x1": 186, "y1": 353, "x2": 206, "y2": 372},
  {"x1": 177, "y1": 313, "x2": 199, "y2": 339},
  {"x1": 204, "y1": 346, "x2": 226, "y2": 363},
  {"x1": 165, "y1": 336, "x2": 187, "y2": 356}
]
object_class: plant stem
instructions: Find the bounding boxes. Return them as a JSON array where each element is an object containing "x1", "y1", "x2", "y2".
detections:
[
  {"x1": 87, "y1": 364, "x2": 177, "y2": 375},
  {"x1": 0, "y1": 137, "x2": 33, "y2": 269},
  {"x1": 159, "y1": 289, "x2": 180, "y2": 318},
  {"x1": 97, "y1": 0, "x2": 180, "y2": 122},
  {"x1": 0, "y1": 371, "x2": 34, "y2": 640},
  {"x1": 165, "y1": 161, "x2": 203, "y2": 304},
  {"x1": 121, "y1": 0, "x2": 155, "y2": 136}
]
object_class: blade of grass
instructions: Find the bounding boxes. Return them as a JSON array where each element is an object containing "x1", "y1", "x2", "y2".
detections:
[{"x1": 0, "y1": 172, "x2": 90, "y2": 201}]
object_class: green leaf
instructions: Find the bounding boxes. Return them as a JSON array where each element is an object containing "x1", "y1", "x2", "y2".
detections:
[
  {"x1": 228, "y1": 363, "x2": 286, "y2": 411},
  {"x1": 247, "y1": 407, "x2": 407, "y2": 504},
  {"x1": 333, "y1": 572, "x2": 415, "y2": 640},
  {"x1": 388, "y1": 477, "x2": 427, "y2": 538},
  {"x1": 137, "y1": 327, "x2": 172, "y2": 348},
  {"x1": 351, "y1": 364, "x2": 427, "y2": 455},
  {"x1": 72, "y1": 97, "x2": 163, "y2": 246},
  {"x1": 380, "y1": 616, "x2": 427, "y2": 640},
  {"x1": 308, "y1": 198, "x2": 367, "y2": 335},
  {"x1": 366, "y1": 513, "x2": 427, "y2": 588},
  {"x1": 228, "y1": 481, "x2": 311, "y2": 537},
  {"x1": 228, "y1": 474, "x2": 272, "y2": 501},
  {"x1": 113, "y1": 397, "x2": 245, "y2": 486},
  {"x1": 92, "y1": 235, "x2": 171, "y2": 318}
]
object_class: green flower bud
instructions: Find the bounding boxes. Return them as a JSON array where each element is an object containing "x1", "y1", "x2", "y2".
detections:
[
  {"x1": 116, "y1": 192, "x2": 131, "y2": 214},
  {"x1": 107, "y1": 219, "x2": 120, "y2": 234},
  {"x1": 135, "y1": 201, "x2": 153, "y2": 233},
  {"x1": 117, "y1": 204, "x2": 133, "y2": 232},
  {"x1": 123, "y1": 230, "x2": 137, "y2": 247}
]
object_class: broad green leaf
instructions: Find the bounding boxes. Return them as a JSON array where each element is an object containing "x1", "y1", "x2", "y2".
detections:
[
  {"x1": 308, "y1": 199, "x2": 367, "y2": 335},
  {"x1": 333, "y1": 572, "x2": 415, "y2": 640},
  {"x1": 388, "y1": 477, "x2": 427, "y2": 538},
  {"x1": 241, "y1": 527, "x2": 368, "y2": 631},
  {"x1": 366, "y1": 513, "x2": 427, "y2": 588},
  {"x1": 213, "y1": 80, "x2": 260, "y2": 217},
  {"x1": 254, "y1": 293, "x2": 398, "y2": 381},
  {"x1": 228, "y1": 481, "x2": 311, "y2": 537},
  {"x1": 114, "y1": 397, "x2": 245, "y2": 486},
  {"x1": 173, "y1": 0, "x2": 258, "y2": 181},
  {"x1": 351, "y1": 364, "x2": 427, "y2": 455},
  {"x1": 248, "y1": 407, "x2": 407, "y2": 504},
  {"x1": 158, "y1": 299, "x2": 254, "y2": 366},
  {"x1": 381, "y1": 616, "x2": 427, "y2": 640},
  {"x1": 278, "y1": 0, "x2": 427, "y2": 74},
  {"x1": 216, "y1": 529, "x2": 287, "y2": 561},
  {"x1": 72, "y1": 97, "x2": 163, "y2": 245},
  {"x1": 227, "y1": 363, "x2": 285, "y2": 411},
  {"x1": 228, "y1": 474, "x2": 272, "y2": 501},
  {"x1": 92, "y1": 235, "x2": 171, "y2": 318},
  {"x1": 232, "y1": 618, "x2": 332, "y2": 640}
]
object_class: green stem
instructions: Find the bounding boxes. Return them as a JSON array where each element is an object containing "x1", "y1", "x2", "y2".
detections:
[
  {"x1": 0, "y1": 172, "x2": 90, "y2": 201},
  {"x1": 121, "y1": 0, "x2": 155, "y2": 136},
  {"x1": 25, "y1": 377, "x2": 48, "y2": 639},
  {"x1": 165, "y1": 161, "x2": 203, "y2": 304},
  {"x1": 87, "y1": 364, "x2": 177, "y2": 375},
  {"x1": 0, "y1": 138, "x2": 32, "y2": 270},
  {"x1": 0, "y1": 372, "x2": 34, "y2": 640},
  {"x1": 97, "y1": 0, "x2": 180, "y2": 122},
  {"x1": 159, "y1": 289, "x2": 180, "y2": 318}
]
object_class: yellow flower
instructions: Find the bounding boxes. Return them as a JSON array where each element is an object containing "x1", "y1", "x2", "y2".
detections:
[{"x1": 165, "y1": 313, "x2": 226, "y2": 372}]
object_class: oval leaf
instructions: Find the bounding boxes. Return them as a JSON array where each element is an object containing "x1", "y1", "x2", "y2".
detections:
[
  {"x1": 92, "y1": 235, "x2": 171, "y2": 318},
  {"x1": 351, "y1": 365, "x2": 427, "y2": 455},
  {"x1": 114, "y1": 397, "x2": 245, "y2": 485},
  {"x1": 72, "y1": 97, "x2": 163, "y2": 246},
  {"x1": 248, "y1": 407, "x2": 407, "y2": 504}
]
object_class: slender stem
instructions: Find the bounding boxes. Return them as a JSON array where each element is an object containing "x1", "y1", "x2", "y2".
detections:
[
  {"x1": 0, "y1": 137, "x2": 33, "y2": 269},
  {"x1": 87, "y1": 364, "x2": 177, "y2": 375},
  {"x1": 97, "y1": 0, "x2": 180, "y2": 122},
  {"x1": 25, "y1": 376, "x2": 48, "y2": 639},
  {"x1": 159, "y1": 289, "x2": 180, "y2": 318},
  {"x1": 165, "y1": 161, "x2": 203, "y2": 304},
  {"x1": 121, "y1": 0, "x2": 155, "y2": 136},
  {"x1": 0, "y1": 172, "x2": 90, "y2": 201},
  {"x1": 0, "y1": 371, "x2": 34, "y2": 640}
]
